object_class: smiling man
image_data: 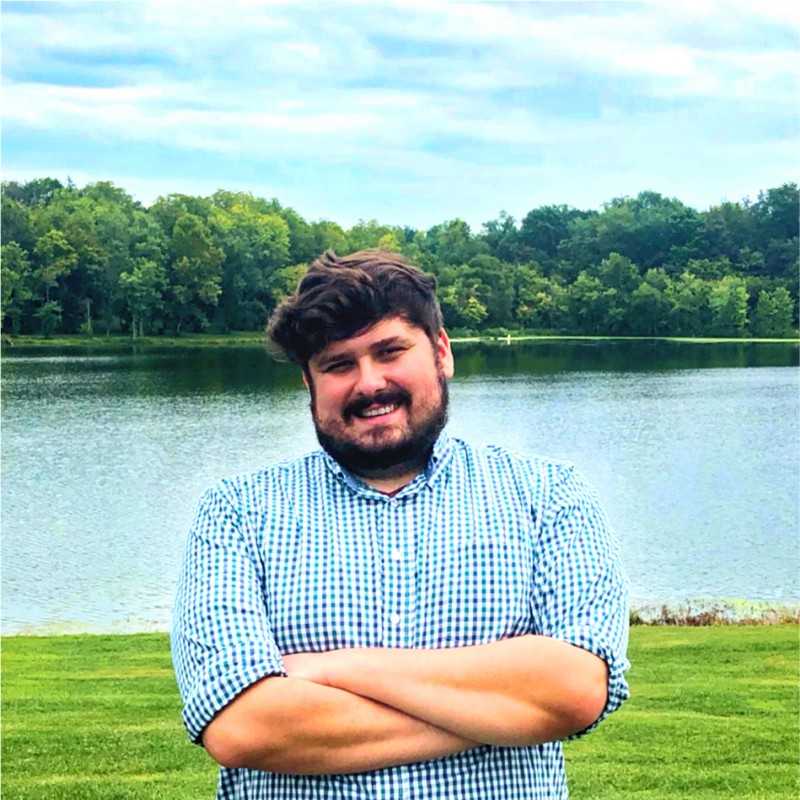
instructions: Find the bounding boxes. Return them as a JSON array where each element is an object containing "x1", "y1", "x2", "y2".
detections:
[
  {"x1": 171, "y1": 249, "x2": 630, "y2": 799},
  {"x1": 307, "y1": 314, "x2": 451, "y2": 493}
]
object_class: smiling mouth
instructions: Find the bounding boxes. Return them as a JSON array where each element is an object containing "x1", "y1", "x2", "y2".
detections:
[
  {"x1": 347, "y1": 389, "x2": 410, "y2": 421},
  {"x1": 355, "y1": 403, "x2": 399, "y2": 419}
]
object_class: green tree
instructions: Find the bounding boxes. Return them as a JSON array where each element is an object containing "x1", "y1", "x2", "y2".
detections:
[
  {"x1": 86, "y1": 186, "x2": 140, "y2": 334},
  {"x1": 346, "y1": 220, "x2": 402, "y2": 253},
  {"x1": 481, "y1": 212, "x2": 521, "y2": 263},
  {"x1": 280, "y1": 207, "x2": 317, "y2": 263},
  {"x1": 736, "y1": 247, "x2": 766, "y2": 276},
  {"x1": 167, "y1": 213, "x2": 224, "y2": 333},
  {"x1": 558, "y1": 193, "x2": 701, "y2": 274},
  {"x1": 209, "y1": 199, "x2": 290, "y2": 329},
  {"x1": 266, "y1": 263, "x2": 309, "y2": 307},
  {"x1": 614, "y1": 192, "x2": 702, "y2": 269},
  {"x1": 377, "y1": 231, "x2": 403, "y2": 252},
  {"x1": 311, "y1": 220, "x2": 348, "y2": 256},
  {"x1": 763, "y1": 237, "x2": 799, "y2": 280},
  {"x1": 685, "y1": 257, "x2": 732, "y2": 281},
  {"x1": 150, "y1": 194, "x2": 213, "y2": 236},
  {"x1": 629, "y1": 274, "x2": 672, "y2": 336},
  {"x1": 462, "y1": 255, "x2": 515, "y2": 327},
  {"x1": 33, "y1": 301, "x2": 62, "y2": 338},
  {"x1": 751, "y1": 287, "x2": 795, "y2": 337},
  {"x1": 421, "y1": 219, "x2": 486, "y2": 267},
  {"x1": 589, "y1": 253, "x2": 640, "y2": 333},
  {"x1": 708, "y1": 275, "x2": 749, "y2": 336},
  {"x1": 2, "y1": 177, "x2": 63, "y2": 207},
  {"x1": 566, "y1": 272, "x2": 617, "y2": 334},
  {"x1": 1, "y1": 195, "x2": 36, "y2": 251},
  {"x1": 31, "y1": 183, "x2": 137, "y2": 334},
  {"x1": 519, "y1": 205, "x2": 586, "y2": 262},
  {"x1": 665, "y1": 271, "x2": 711, "y2": 335},
  {"x1": 750, "y1": 183, "x2": 799, "y2": 247},
  {"x1": 1, "y1": 242, "x2": 34, "y2": 333},
  {"x1": 695, "y1": 201, "x2": 753, "y2": 264},
  {"x1": 461, "y1": 295, "x2": 488, "y2": 327},
  {"x1": 514, "y1": 266, "x2": 567, "y2": 331},
  {"x1": 33, "y1": 229, "x2": 77, "y2": 303},
  {"x1": 119, "y1": 259, "x2": 167, "y2": 338},
  {"x1": 555, "y1": 215, "x2": 599, "y2": 276},
  {"x1": 438, "y1": 278, "x2": 488, "y2": 329},
  {"x1": 594, "y1": 252, "x2": 640, "y2": 293}
]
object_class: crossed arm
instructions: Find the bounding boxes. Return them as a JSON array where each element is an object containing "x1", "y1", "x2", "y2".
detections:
[{"x1": 202, "y1": 635, "x2": 608, "y2": 773}]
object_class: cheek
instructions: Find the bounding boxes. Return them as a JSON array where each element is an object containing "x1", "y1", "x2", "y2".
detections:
[
  {"x1": 312, "y1": 382, "x2": 347, "y2": 417},
  {"x1": 413, "y1": 367, "x2": 442, "y2": 395}
]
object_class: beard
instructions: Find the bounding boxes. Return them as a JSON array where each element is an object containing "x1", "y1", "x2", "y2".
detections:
[{"x1": 311, "y1": 371, "x2": 449, "y2": 481}]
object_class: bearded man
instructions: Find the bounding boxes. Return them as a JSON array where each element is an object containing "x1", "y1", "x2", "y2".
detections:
[{"x1": 171, "y1": 249, "x2": 630, "y2": 799}]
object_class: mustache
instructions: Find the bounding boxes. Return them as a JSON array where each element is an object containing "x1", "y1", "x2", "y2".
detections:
[{"x1": 344, "y1": 388, "x2": 411, "y2": 420}]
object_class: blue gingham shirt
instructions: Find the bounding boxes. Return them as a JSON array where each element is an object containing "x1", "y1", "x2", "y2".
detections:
[{"x1": 172, "y1": 433, "x2": 630, "y2": 799}]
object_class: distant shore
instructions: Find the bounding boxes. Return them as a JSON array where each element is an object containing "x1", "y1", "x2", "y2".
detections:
[
  {"x1": 5, "y1": 599, "x2": 798, "y2": 637},
  {"x1": 3, "y1": 331, "x2": 799, "y2": 350}
]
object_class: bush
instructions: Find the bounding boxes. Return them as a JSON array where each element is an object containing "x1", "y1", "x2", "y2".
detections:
[
  {"x1": 483, "y1": 327, "x2": 510, "y2": 339},
  {"x1": 448, "y1": 327, "x2": 480, "y2": 339}
]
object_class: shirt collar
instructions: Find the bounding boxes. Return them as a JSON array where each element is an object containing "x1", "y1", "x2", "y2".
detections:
[{"x1": 321, "y1": 429, "x2": 455, "y2": 500}]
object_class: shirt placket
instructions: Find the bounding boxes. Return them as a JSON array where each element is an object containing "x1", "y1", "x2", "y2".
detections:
[{"x1": 378, "y1": 495, "x2": 416, "y2": 647}]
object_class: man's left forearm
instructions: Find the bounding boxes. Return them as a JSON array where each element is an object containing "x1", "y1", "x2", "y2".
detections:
[{"x1": 284, "y1": 635, "x2": 608, "y2": 747}]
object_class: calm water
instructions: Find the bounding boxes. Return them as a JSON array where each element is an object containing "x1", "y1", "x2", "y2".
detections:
[{"x1": 2, "y1": 340, "x2": 798, "y2": 634}]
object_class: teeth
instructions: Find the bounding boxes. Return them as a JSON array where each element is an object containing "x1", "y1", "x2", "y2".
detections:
[{"x1": 360, "y1": 404, "x2": 397, "y2": 418}]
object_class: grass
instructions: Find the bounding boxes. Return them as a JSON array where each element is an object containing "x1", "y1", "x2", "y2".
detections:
[
  {"x1": 565, "y1": 625, "x2": 799, "y2": 799},
  {"x1": 2, "y1": 626, "x2": 798, "y2": 799},
  {"x1": 1, "y1": 332, "x2": 270, "y2": 349}
]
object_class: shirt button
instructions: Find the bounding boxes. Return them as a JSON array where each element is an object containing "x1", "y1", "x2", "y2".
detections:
[
  {"x1": 392, "y1": 548, "x2": 402, "y2": 561},
  {"x1": 390, "y1": 613, "x2": 401, "y2": 626}
]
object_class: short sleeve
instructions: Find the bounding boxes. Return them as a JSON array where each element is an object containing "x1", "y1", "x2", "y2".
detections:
[
  {"x1": 531, "y1": 464, "x2": 630, "y2": 738},
  {"x1": 171, "y1": 483, "x2": 286, "y2": 744}
]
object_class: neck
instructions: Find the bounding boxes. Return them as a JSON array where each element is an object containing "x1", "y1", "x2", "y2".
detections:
[
  {"x1": 360, "y1": 466, "x2": 423, "y2": 495},
  {"x1": 352, "y1": 452, "x2": 428, "y2": 494}
]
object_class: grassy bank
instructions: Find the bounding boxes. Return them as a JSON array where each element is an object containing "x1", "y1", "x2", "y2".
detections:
[
  {"x1": 1, "y1": 332, "x2": 269, "y2": 349},
  {"x1": 2, "y1": 626, "x2": 797, "y2": 799},
  {"x1": 3, "y1": 332, "x2": 798, "y2": 350}
]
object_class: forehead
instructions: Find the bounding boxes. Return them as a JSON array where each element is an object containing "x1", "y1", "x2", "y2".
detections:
[{"x1": 314, "y1": 316, "x2": 425, "y2": 360}]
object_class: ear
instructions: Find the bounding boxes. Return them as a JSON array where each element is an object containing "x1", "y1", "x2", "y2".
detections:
[{"x1": 435, "y1": 328, "x2": 455, "y2": 379}]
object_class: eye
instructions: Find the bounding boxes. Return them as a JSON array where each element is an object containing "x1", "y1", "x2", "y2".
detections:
[
  {"x1": 323, "y1": 360, "x2": 352, "y2": 374},
  {"x1": 379, "y1": 346, "x2": 406, "y2": 360}
]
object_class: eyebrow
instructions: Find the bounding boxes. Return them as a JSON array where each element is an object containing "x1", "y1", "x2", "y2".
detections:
[{"x1": 314, "y1": 335, "x2": 412, "y2": 369}]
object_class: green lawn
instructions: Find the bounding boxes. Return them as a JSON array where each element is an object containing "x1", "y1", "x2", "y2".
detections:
[{"x1": 2, "y1": 626, "x2": 797, "y2": 799}]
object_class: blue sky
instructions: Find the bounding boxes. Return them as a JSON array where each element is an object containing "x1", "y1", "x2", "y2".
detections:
[{"x1": 2, "y1": 1, "x2": 797, "y2": 229}]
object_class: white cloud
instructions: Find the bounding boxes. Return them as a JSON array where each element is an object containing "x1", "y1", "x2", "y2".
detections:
[{"x1": 1, "y1": 1, "x2": 795, "y2": 226}]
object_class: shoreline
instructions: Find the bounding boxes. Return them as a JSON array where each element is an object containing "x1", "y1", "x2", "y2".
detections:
[
  {"x1": 2, "y1": 332, "x2": 799, "y2": 350},
  {"x1": 4, "y1": 599, "x2": 798, "y2": 637}
]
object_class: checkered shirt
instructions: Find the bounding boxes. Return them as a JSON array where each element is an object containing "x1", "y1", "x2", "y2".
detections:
[{"x1": 171, "y1": 433, "x2": 630, "y2": 799}]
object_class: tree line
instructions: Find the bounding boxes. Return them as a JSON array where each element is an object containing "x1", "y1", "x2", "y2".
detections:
[{"x1": 1, "y1": 178, "x2": 797, "y2": 339}]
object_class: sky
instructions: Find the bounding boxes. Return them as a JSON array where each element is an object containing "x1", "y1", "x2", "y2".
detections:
[{"x1": 2, "y1": 0, "x2": 798, "y2": 229}]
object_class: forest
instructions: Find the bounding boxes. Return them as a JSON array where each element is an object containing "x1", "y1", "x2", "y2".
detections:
[{"x1": 1, "y1": 178, "x2": 797, "y2": 339}]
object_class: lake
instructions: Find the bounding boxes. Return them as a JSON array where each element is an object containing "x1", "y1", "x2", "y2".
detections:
[{"x1": 1, "y1": 339, "x2": 798, "y2": 634}]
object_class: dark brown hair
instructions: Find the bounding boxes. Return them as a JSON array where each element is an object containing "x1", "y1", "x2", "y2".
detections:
[{"x1": 267, "y1": 249, "x2": 443, "y2": 366}]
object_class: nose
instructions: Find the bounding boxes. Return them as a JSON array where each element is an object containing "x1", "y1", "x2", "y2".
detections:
[{"x1": 353, "y1": 358, "x2": 388, "y2": 397}]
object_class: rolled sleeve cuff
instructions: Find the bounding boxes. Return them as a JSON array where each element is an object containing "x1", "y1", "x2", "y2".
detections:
[
  {"x1": 181, "y1": 648, "x2": 287, "y2": 744},
  {"x1": 548, "y1": 624, "x2": 630, "y2": 740}
]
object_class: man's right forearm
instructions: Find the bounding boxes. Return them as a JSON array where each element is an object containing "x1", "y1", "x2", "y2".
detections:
[{"x1": 202, "y1": 675, "x2": 478, "y2": 774}]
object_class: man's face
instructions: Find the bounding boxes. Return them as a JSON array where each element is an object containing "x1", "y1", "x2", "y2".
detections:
[{"x1": 306, "y1": 316, "x2": 455, "y2": 479}]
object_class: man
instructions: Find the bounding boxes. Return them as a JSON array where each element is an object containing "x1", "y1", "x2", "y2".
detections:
[{"x1": 171, "y1": 249, "x2": 630, "y2": 799}]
